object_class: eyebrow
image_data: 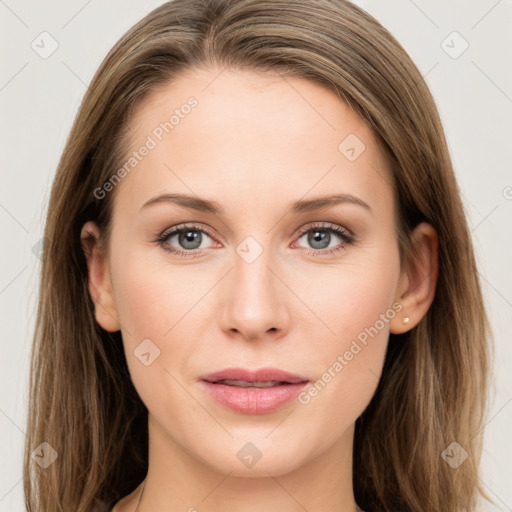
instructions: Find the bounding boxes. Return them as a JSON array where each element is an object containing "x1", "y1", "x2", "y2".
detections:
[{"x1": 140, "y1": 192, "x2": 372, "y2": 215}]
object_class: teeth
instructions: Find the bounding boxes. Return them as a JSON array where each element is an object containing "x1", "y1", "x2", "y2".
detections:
[{"x1": 217, "y1": 380, "x2": 284, "y2": 387}]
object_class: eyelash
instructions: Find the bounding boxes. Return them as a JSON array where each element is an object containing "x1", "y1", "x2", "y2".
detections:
[{"x1": 155, "y1": 222, "x2": 354, "y2": 258}]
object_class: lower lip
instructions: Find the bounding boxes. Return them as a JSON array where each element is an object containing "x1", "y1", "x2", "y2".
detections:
[{"x1": 200, "y1": 381, "x2": 309, "y2": 414}]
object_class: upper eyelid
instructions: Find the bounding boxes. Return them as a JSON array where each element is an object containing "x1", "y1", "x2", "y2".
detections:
[
  {"x1": 295, "y1": 222, "x2": 352, "y2": 236},
  {"x1": 162, "y1": 223, "x2": 214, "y2": 237}
]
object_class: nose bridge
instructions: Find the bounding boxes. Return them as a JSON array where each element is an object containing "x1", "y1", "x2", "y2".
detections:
[
  {"x1": 220, "y1": 235, "x2": 287, "y2": 338},
  {"x1": 235, "y1": 243, "x2": 274, "y2": 299}
]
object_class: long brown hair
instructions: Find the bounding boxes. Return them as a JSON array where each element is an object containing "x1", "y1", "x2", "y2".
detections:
[{"x1": 24, "y1": 1, "x2": 491, "y2": 510}]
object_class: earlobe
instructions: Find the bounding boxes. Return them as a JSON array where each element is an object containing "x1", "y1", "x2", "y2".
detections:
[
  {"x1": 80, "y1": 221, "x2": 121, "y2": 332},
  {"x1": 390, "y1": 222, "x2": 439, "y2": 334}
]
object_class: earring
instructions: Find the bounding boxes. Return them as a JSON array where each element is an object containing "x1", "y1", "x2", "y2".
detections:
[{"x1": 403, "y1": 316, "x2": 410, "y2": 324}]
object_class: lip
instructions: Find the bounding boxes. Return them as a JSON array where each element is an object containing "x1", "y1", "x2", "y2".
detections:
[
  {"x1": 200, "y1": 367, "x2": 309, "y2": 384},
  {"x1": 199, "y1": 367, "x2": 310, "y2": 415}
]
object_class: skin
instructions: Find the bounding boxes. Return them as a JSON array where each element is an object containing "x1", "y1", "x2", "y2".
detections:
[{"x1": 81, "y1": 67, "x2": 438, "y2": 512}]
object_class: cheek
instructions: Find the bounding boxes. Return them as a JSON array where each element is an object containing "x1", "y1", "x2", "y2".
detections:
[
  {"x1": 109, "y1": 254, "x2": 200, "y2": 399},
  {"x1": 112, "y1": 252, "x2": 207, "y2": 337},
  {"x1": 310, "y1": 252, "x2": 400, "y2": 346},
  {"x1": 110, "y1": 248, "x2": 238, "y2": 420},
  {"x1": 296, "y1": 248, "x2": 401, "y2": 412}
]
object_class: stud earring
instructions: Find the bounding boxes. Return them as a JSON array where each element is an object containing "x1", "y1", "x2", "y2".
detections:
[{"x1": 403, "y1": 316, "x2": 410, "y2": 324}]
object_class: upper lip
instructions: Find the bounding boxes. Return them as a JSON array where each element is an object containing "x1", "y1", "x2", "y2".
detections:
[{"x1": 200, "y1": 367, "x2": 309, "y2": 384}]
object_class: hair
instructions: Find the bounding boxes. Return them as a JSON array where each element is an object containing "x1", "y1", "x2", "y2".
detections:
[{"x1": 24, "y1": 0, "x2": 491, "y2": 511}]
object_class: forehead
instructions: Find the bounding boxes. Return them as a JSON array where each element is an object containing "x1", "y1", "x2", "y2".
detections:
[{"x1": 113, "y1": 66, "x2": 394, "y2": 219}]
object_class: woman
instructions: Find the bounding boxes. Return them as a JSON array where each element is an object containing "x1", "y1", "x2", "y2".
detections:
[{"x1": 23, "y1": 0, "x2": 491, "y2": 511}]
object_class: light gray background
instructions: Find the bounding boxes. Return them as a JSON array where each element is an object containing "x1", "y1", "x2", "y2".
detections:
[{"x1": 1, "y1": 0, "x2": 511, "y2": 510}]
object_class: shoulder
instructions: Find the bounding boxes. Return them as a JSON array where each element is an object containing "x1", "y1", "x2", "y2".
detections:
[
  {"x1": 90, "y1": 499, "x2": 113, "y2": 512},
  {"x1": 90, "y1": 495, "x2": 129, "y2": 512},
  {"x1": 106, "y1": 493, "x2": 133, "y2": 512}
]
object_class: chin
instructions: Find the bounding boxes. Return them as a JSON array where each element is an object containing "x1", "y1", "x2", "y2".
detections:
[{"x1": 190, "y1": 435, "x2": 310, "y2": 478}]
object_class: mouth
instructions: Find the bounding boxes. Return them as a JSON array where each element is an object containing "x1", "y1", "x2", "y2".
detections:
[
  {"x1": 199, "y1": 367, "x2": 310, "y2": 414},
  {"x1": 200, "y1": 367, "x2": 309, "y2": 385},
  {"x1": 208, "y1": 379, "x2": 302, "y2": 387}
]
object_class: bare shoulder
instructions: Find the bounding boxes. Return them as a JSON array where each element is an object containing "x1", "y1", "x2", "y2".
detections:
[
  {"x1": 110, "y1": 495, "x2": 130, "y2": 512},
  {"x1": 109, "y1": 484, "x2": 142, "y2": 512}
]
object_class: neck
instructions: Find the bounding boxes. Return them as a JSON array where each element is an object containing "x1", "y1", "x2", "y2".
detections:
[{"x1": 135, "y1": 413, "x2": 359, "y2": 512}]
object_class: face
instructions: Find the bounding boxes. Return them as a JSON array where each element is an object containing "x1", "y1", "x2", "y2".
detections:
[{"x1": 86, "y1": 66, "x2": 411, "y2": 478}]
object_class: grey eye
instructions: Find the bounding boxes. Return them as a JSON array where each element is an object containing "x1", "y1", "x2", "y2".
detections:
[
  {"x1": 307, "y1": 230, "x2": 331, "y2": 249},
  {"x1": 161, "y1": 228, "x2": 214, "y2": 252},
  {"x1": 176, "y1": 229, "x2": 204, "y2": 250}
]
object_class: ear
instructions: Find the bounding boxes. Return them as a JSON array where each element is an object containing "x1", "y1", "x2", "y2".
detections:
[
  {"x1": 390, "y1": 222, "x2": 439, "y2": 334},
  {"x1": 80, "y1": 221, "x2": 121, "y2": 332}
]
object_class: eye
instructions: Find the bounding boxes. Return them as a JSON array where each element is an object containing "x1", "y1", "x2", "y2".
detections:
[
  {"x1": 155, "y1": 222, "x2": 354, "y2": 258},
  {"x1": 156, "y1": 223, "x2": 217, "y2": 256},
  {"x1": 293, "y1": 223, "x2": 354, "y2": 256}
]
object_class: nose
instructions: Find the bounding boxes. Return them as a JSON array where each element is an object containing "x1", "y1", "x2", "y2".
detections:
[{"x1": 219, "y1": 243, "x2": 290, "y2": 341}]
